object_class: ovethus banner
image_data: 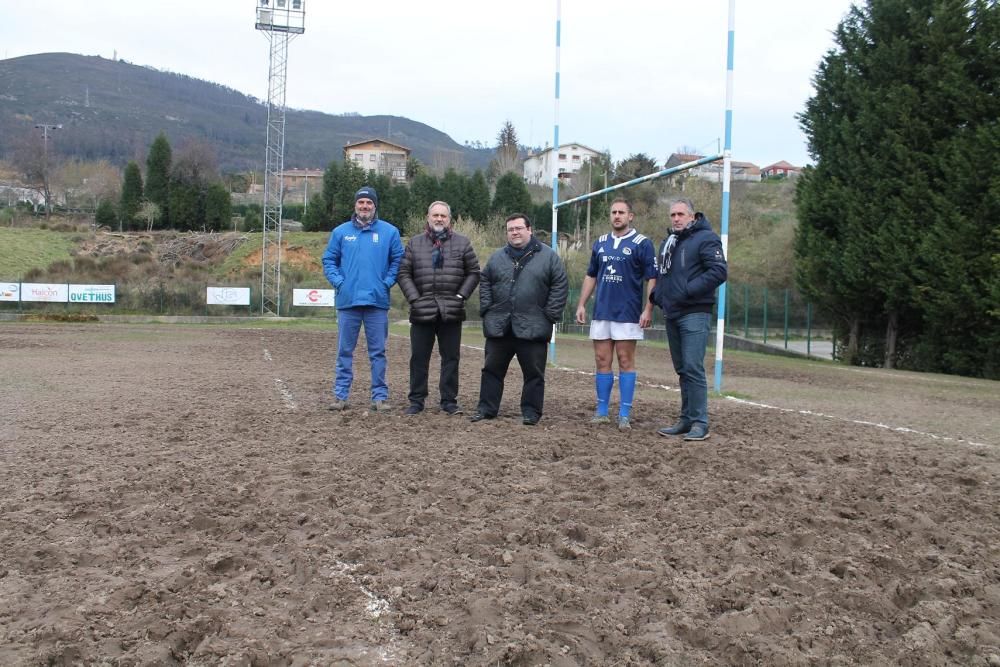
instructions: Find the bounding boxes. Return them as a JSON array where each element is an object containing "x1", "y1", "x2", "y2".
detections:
[
  {"x1": 69, "y1": 284, "x2": 116, "y2": 303},
  {"x1": 0, "y1": 282, "x2": 19, "y2": 302},
  {"x1": 21, "y1": 283, "x2": 69, "y2": 303},
  {"x1": 292, "y1": 288, "x2": 335, "y2": 307},
  {"x1": 206, "y1": 287, "x2": 251, "y2": 306}
]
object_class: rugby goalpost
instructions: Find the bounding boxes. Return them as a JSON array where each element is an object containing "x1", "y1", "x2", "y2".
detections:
[{"x1": 549, "y1": 0, "x2": 735, "y2": 393}]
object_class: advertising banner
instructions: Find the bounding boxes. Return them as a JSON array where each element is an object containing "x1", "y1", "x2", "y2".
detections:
[
  {"x1": 206, "y1": 286, "x2": 251, "y2": 306},
  {"x1": 0, "y1": 282, "x2": 19, "y2": 302},
  {"x1": 21, "y1": 283, "x2": 69, "y2": 303},
  {"x1": 69, "y1": 284, "x2": 116, "y2": 303},
  {"x1": 292, "y1": 288, "x2": 335, "y2": 307}
]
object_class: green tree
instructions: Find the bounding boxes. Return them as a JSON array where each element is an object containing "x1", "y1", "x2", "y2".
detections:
[
  {"x1": 491, "y1": 171, "x2": 532, "y2": 218},
  {"x1": 302, "y1": 193, "x2": 327, "y2": 232},
  {"x1": 95, "y1": 199, "x2": 117, "y2": 228},
  {"x1": 613, "y1": 153, "x2": 658, "y2": 182},
  {"x1": 380, "y1": 183, "x2": 412, "y2": 233},
  {"x1": 465, "y1": 169, "x2": 491, "y2": 223},
  {"x1": 204, "y1": 183, "x2": 232, "y2": 232},
  {"x1": 168, "y1": 179, "x2": 202, "y2": 231},
  {"x1": 796, "y1": 0, "x2": 1000, "y2": 376},
  {"x1": 409, "y1": 172, "x2": 441, "y2": 218},
  {"x1": 440, "y1": 168, "x2": 467, "y2": 219},
  {"x1": 145, "y1": 132, "x2": 172, "y2": 227},
  {"x1": 491, "y1": 120, "x2": 520, "y2": 178},
  {"x1": 166, "y1": 140, "x2": 219, "y2": 230},
  {"x1": 119, "y1": 161, "x2": 143, "y2": 231}
]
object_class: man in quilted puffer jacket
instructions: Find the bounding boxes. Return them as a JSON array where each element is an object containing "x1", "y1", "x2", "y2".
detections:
[{"x1": 396, "y1": 201, "x2": 480, "y2": 415}]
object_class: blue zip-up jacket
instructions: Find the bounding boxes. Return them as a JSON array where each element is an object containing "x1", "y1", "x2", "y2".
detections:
[
  {"x1": 322, "y1": 218, "x2": 404, "y2": 310},
  {"x1": 650, "y1": 213, "x2": 728, "y2": 321}
]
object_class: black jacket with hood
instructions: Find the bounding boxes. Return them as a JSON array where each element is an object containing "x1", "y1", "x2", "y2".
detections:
[{"x1": 650, "y1": 213, "x2": 728, "y2": 321}]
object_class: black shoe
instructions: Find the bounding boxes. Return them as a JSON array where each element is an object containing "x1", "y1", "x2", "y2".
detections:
[
  {"x1": 522, "y1": 415, "x2": 540, "y2": 426},
  {"x1": 469, "y1": 412, "x2": 492, "y2": 422},
  {"x1": 657, "y1": 420, "x2": 692, "y2": 437},
  {"x1": 441, "y1": 404, "x2": 463, "y2": 416},
  {"x1": 683, "y1": 425, "x2": 710, "y2": 441},
  {"x1": 404, "y1": 404, "x2": 423, "y2": 415}
]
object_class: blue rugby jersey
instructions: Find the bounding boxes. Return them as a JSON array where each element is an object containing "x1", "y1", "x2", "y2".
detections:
[{"x1": 586, "y1": 229, "x2": 658, "y2": 322}]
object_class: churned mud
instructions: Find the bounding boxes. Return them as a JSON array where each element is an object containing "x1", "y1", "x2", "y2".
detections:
[{"x1": 1, "y1": 323, "x2": 998, "y2": 665}]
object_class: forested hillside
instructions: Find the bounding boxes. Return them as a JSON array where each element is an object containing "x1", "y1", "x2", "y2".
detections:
[{"x1": 0, "y1": 53, "x2": 492, "y2": 172}]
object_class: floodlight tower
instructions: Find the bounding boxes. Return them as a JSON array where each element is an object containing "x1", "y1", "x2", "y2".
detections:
[{"x1": 255, "y1": 0, "x2": 305, "y2": 315}]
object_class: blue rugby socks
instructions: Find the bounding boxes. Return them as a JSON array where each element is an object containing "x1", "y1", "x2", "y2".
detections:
[
  {"x1": 618, "y1": 371, "x2": 637, "y2": 419},
  {"x1": 595, "y1": 372, "x2": 614, "y2": 416}
]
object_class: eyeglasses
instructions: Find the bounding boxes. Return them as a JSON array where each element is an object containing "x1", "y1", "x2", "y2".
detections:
[{"x1": 507, "y1": 226, "x2": 528, "y2": 232}]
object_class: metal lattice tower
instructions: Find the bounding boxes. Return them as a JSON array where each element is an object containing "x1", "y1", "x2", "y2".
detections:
[{"x1": 255, "y1": 0, "x2": 305, "y2": 315}]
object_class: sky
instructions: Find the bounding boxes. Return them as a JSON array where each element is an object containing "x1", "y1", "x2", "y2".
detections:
[{"x1": 1, "y1": 0, "x2": 857, "y2": 169}]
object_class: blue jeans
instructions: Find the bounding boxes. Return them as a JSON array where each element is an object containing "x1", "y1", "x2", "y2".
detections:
[
  {"x1": 665, "y1": 312, "x2": 711, "y2": 427},
  {"x1": 335, "y1": 306, "x2": 389, "y2": 402}
]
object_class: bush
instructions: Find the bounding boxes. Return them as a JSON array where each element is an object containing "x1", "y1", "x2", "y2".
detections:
[{"x1": 95, "y1": 200, "x2": 117, "y2": 228}]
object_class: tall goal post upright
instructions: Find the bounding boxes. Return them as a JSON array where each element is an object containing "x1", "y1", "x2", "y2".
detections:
[
  {"x1": 713, "y1": 0, "x2": 735, "y2": 393},
  {"x1": 550, "y1": 0, "x2": 562, "y2": 362},
  {"x1": 550, "y1": 2, "x2": 735, "y2": 389},
  {"x1": 255, "y1": 0, "x2": 305, "y2": 316}
]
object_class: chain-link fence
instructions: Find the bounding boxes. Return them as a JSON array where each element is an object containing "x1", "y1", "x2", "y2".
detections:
[{"x1": 561, "y1": 282, "x2": 835, "y2": 352}]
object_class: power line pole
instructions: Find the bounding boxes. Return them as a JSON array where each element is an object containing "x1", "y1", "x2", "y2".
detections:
[
  {"x1": 255, "y1": 0, "x2": 305, "y2": 316},
  {"x1": 34, "y1": 123, "x2": 62, "y2": 217}
]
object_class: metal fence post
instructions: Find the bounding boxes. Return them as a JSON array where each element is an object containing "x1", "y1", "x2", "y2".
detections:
[
  {"x1": 783, "y1": 288, "x2": 790, "y2": 349},
  {"x1": 743, "y1": 283, "x2": 749, "y2": 338},
  {"x1": 806, "y1": 302, "x2": 812, "y2": 357},
  {"x1": 762, "y1": 287, "x2": 769, "y2": 345}
]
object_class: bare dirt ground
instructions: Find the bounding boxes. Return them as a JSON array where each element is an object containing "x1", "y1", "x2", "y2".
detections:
[{"x1": 1, "y1": 322, "x2": 998, "y2": 666}]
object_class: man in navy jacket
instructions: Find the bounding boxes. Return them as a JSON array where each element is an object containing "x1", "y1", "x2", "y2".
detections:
[
  {"x1": 651, "y1": 197, "x2": 727, "y2": 440},
  {"x1": 322, "y1": 186, "x2": 404, "y2": 412}
]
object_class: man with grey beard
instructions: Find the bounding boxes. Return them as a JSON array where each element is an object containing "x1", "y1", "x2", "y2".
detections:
[{"x1": 396, "y1": 201, "x2": 480, "y2": 415}]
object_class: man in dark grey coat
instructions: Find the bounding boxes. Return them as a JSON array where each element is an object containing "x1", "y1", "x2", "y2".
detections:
[
  {"x1": 397, "y1": 201, "x2": 480, "y2": 415},
  {"x1": 470, "y1": 213, "x2": 569, "y2": 426}
]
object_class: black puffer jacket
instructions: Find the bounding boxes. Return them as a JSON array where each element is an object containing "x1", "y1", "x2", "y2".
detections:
[
  {"x1": 397, "y1": 229, "x2": 480, "y2": 324},
  {"x1": 479, "y1": 238, "x2": 569, "y2": 341}
]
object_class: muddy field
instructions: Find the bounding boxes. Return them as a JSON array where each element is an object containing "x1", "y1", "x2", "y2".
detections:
[{"x1": 1, "y1": 322, "x2": 998, "y2": 666}]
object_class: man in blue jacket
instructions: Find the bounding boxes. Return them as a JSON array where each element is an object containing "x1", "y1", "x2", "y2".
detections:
[
  {"x1": 651, "y1": 197, "x2": 727, "y2": 440},
  {"x1": 322, "y1": 186, "x2": 404, "y2": 412}
]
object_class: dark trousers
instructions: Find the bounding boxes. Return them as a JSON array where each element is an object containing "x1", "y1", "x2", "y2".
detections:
[
  {"x1": 408, "y1": 319, "x2": 463, "y2": 409},
  {"x1": 476, "y1": 335, "x2": 548, "y2": 420}
]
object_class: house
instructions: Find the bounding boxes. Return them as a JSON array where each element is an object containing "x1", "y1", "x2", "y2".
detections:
[
  {"x1": 662, "y1": 153, "x2": 761, "y2": 183},
  {"x1": 0, "y1": 182, "x2": 45, "y2": 210},
  {"x1": 663, "y1": 153, "x2": 720, "y2": 182},
  {"x1": 280, "y1": 168, "x2": 324, "y2": 192},
  {"x1": 246, "y1": 168, "x2": 324, "y2": 201},
  {"x1": 523, "y1": 143, "x2": 603, "y2": 187},
  {"x1": 761, "y1": 161, "x2": 802, "y2": 179},
  {"x1": 343, "y1": 139, "x2": 411, "y2": 184}
]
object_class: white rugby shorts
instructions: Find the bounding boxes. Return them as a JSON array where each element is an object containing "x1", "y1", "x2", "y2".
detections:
[{"x1": 589, "y1": 320, "x2": 644, "y2": 341}]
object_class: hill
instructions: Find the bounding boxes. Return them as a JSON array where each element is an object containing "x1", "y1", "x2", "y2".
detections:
[{"x1": 0, "y1": 53, "x2": 493, "y2": 173}]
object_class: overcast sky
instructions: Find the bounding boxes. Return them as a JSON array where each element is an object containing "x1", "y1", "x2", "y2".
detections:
[{"x1": 1, "y1": 1, "x2": 856, "y2": 169}]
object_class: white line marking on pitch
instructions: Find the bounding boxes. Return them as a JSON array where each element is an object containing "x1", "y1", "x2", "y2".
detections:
[
  {"x1": 724, "y1": 396, "x2": 990, "y2": 448},
  {"x1": 262, "y1": 343, "x2": 295, "y2": 410},
  {"x1": 328, "y1": 560, "x2": 405, "y2": 663},
  {"x1": 273, "y1": 379, "x2": 297, "y2": 410},
  {"x1": 546, "y1": 353, "x2": 989, "y2": 448}
]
